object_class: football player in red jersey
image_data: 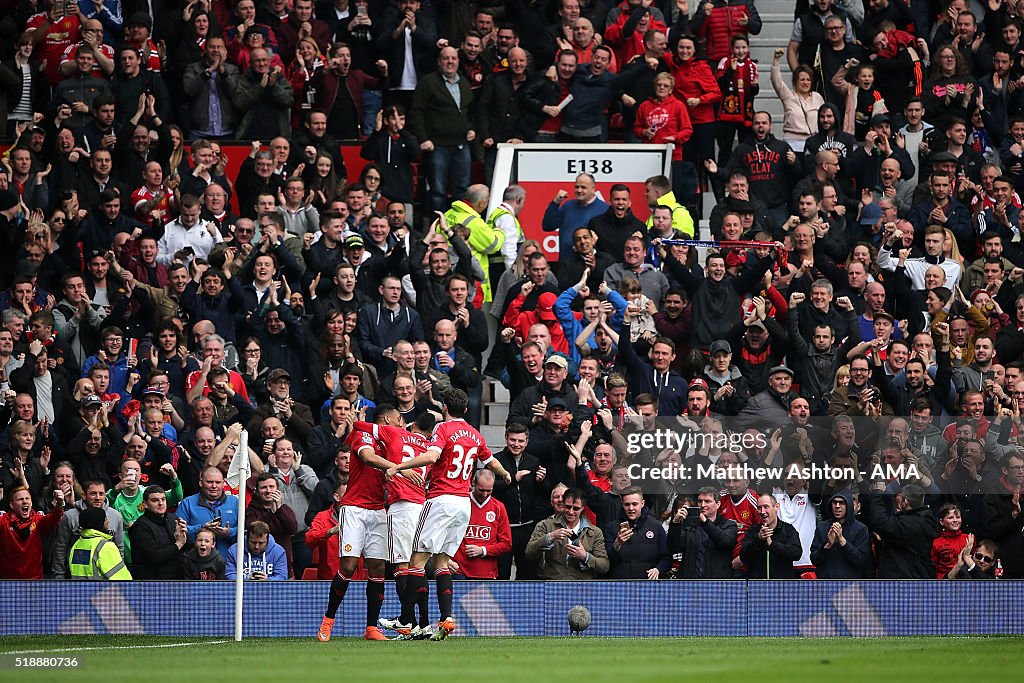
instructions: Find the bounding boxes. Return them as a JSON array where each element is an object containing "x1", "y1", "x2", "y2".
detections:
[
  {"x1": 358, "y1": 409, "x2": 435, "y2": 639},
  {"x1": 316, "y1": 406, "x2": 421, "y2": 642},
  {"x1": 385, "y1": 390, "x2": 511, "y2": 640}
]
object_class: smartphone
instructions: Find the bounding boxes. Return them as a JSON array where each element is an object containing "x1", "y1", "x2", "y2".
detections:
[{"x1": 357, "y1": 5, "x2": 367, "y2": 15}]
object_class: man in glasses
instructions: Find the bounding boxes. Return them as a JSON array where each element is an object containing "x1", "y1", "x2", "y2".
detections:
[
  {"x1": 525, "y1": 487, "x2": 609, "y2": 580},
  {"x1": 949, "y1": 538, "x2": 999, "y2": 579}
]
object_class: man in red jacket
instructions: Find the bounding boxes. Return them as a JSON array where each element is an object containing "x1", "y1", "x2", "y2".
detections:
[
  {"x1": 0, "y1": 486, "x2": 65, "y2": 579},
  {"x1": 307, "y1": 479, "x2": 348, "y2": 580},
  {"x1": 451, "y1": 470, "x2": 512, "y2": 579}
]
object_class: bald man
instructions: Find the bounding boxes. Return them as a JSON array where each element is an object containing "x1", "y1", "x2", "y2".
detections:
[{"x1": 409, "y1": 46, "x2": 476, "y2": 214}]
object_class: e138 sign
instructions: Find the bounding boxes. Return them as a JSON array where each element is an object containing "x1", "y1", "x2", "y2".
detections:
[{"x1": 567, "y1": 159, "x2": 614, "y2": 175}]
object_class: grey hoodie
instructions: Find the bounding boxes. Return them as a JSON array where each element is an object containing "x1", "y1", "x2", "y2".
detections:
[{"x1": 51, "y1": 499, "x2": 126, "y2": 579}]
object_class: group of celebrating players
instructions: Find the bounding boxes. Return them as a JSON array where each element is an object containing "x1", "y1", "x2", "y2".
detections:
[{"x1": 316, "y1": 388, "x2": 511, "y2": 641}]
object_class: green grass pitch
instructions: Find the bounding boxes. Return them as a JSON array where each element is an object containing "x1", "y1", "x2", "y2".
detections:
[{"x1": 1, "y1": 635, "x2": 1021, "y2": 681}]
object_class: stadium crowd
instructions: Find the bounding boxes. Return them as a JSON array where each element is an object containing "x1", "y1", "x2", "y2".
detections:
[{"x1": 0, "y1": 0, "x2": 1023, "y2": 589}]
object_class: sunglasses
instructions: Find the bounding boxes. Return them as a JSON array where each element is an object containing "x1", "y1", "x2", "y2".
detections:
[
  {"x1": 974, "y1": 553, "x2": 994, "y2": 563},
  {"x1": 563, "y1": 504, "x2": 584, "y2": 511}
]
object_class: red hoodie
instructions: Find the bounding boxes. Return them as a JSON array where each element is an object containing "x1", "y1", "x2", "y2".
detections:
[
  {"x1": 0, "y1": 507, "x2": 64, "y2": 579},
  {"x1": 932, "y1": 529, "x2": 970, "y2": 579},
  {"x1": 634, "y1": 95, "x2": 693, "y2": 162},
  {"x1": 665, "y1": 55, "x2": 722, "y2": 125}
]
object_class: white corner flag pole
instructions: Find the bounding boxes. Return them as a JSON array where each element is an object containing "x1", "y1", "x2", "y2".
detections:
[{"x1": 233, "y1": 429, "x2": 250, "y2": 642}]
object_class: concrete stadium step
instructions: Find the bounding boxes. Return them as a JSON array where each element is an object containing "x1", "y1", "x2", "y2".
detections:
[
  {"x1": 485, "y1": 402, "x2": 509, "y2": 426},
  {"x1": 480, "y1": 425, "x2": 506, "y2": 449}
]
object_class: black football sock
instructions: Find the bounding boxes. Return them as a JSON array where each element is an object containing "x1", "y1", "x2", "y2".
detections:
[
  {"x1": 435, "y1": 567, "x2": 453, "y2": 620},
  {"x1": 366, "y1": 576, "x2": 386, "y2": 627},
  {"x1": 325, "y1": 571, "x2": 350, "y2": 619}
]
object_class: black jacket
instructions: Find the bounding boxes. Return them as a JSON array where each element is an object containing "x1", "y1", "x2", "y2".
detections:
[
  {"x1": 574, "y1": 461, "x2": 622, "y2": 532},
  {"x1": 476, "y1": 71, "x2": 533, "y2": 144},
  {"x1": 984, "y1": 481, "x2": 1024, "y2": 579},
  {"x1": 668, "y1": 250, "x2": 772, "y2": 351},
  {"x1": 604, "y1": 511, "x2": 671, "y2": 579},
  {"x1": 182, "y1": 546, "x2": 226, "y2": 580},
  {"x1": 587, "y1": 207, "x2": 647, "y2": 261},
  {"x1": 667, "y1": 514, "x2": 738, "y2": 579},
  {"x1": 492, "y1": 448, "x2": 547, "y2": 526},
  {"x1": 861, "y1": 493, "x2": 939, "y2": 579},
  {"x1": 739, "y1": 518, "x2": 803, "y2": 579},
  {"x1": 809, "y1": 492, "x2": 872, "y2": 578},
  {"x1": 128, "y1": 510, "x2": 186, "y2": 579}
]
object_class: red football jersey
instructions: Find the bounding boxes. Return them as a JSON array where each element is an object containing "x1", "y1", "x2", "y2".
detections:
[
  {"x1": 425, "y1": 419, "x2": 493, "y2": 499},
  {"x1": 356, "y1": 421, "x2": 427, "y2": 505},
  {"x1": 131, "y1": 185, "x2": 173, "y2": 224},
  {"x1": 27, "y1": 13, "x2": 81, "y2": 85},
  {"x1": 453, "y1": 494, "x2": 512, "y2": 579},
  {"x1": 340, "y1": 428, "x2": 386, "y2": 510},
  {"x1": 719, "y1": 489, "x2": 760, "y2": 560}
]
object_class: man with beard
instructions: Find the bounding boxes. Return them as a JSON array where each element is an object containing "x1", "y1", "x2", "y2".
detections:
[
  {"x1": 708, "y1": 111, "x2": 801, "y2": 230},
  {"x1": 804, "y1": 105, "x2": 857, "y2": 182},
  {"x1": 809, "y1": 491, "x2": 871, "y2": 578}
]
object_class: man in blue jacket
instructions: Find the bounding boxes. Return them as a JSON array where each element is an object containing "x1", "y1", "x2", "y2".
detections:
[
  {"x1": 542, "y1": 173, "x2": 608, "y2": 258},
  {"x1": 176, "y1": 466, "x2": 239, "y2": 556}
]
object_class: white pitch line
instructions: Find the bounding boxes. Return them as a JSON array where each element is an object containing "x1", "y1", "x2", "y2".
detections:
[{"x1": 3, "y1": 640, "x2": 231, "y2": 655}]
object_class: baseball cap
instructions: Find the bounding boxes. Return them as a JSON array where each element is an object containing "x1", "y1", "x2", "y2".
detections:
[
  {"x1": 126, "y1": 12, "x2": 153, "y2": 30},
  {"x1": 536, "y1": 292, "x2": 557, "y2": 321},
  {"x1": 141, "y1": 386, "x2": 164, "y2": 398},
  {"x1": 930, "y1": 151, "x2": 957, "y2": 164},
  {"x1": 869, "y1": 113, "x2": 890, "y2": 127},
  {"x1": 546, "y1": 397, "x2": 569, "y2": 410},
  {"x1": 747, "y1": 319, "x2": 767, "y2": 331},
  {"x1": 860, "y1": 203, "x2": 882, "y2": 225},
  {"x1": 873, "y1": 311, "x2": 895, "y2": 324},
  {"x1": 343, "y1": 235, "x2": 365, "y2": 249},
  {"x1": 710, "y1": 340, "x2": 732, "y2": 355},
  {"x1": 769, "y1": 365, "x2": 794, "y2": 378},
  {"x1": 82, "y1": 395, "x2": 103, "y2": 408},
  {"x1": 543, "y1": 354, "x2": 568, "y2": 370},
  {"x1": 267, "y1": 368, "x2": 291, "y2": 382}
]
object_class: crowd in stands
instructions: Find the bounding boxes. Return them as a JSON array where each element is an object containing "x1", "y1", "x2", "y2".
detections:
[{"x1": 1, "y1": 0, "x2": 1024, "y2": 584}]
